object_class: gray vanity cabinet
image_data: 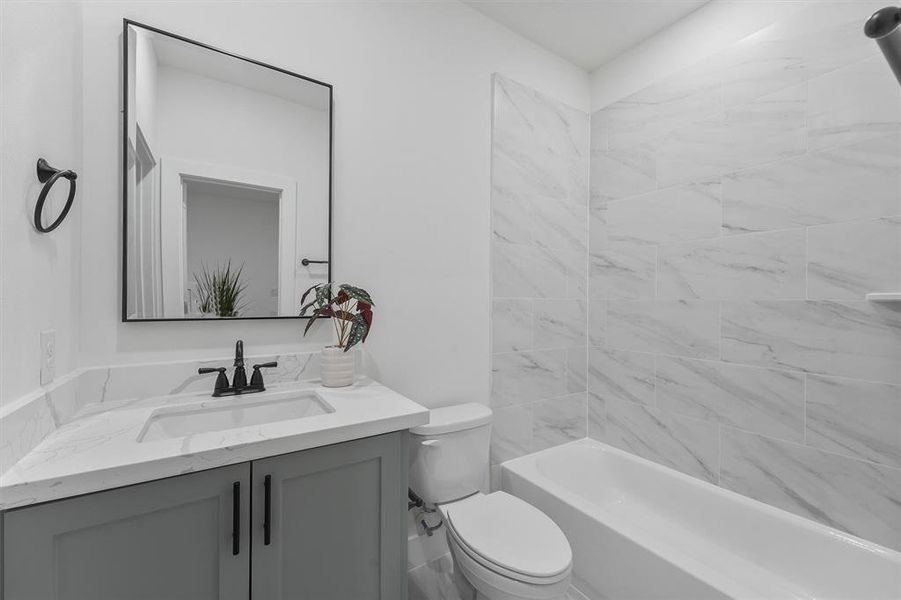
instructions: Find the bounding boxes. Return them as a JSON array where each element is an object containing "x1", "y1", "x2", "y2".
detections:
[
  {"x1": 1, "y1": 432, "x2": 407, "y2": 600},
  {"x1": 1, "y1": 463, "x2": 251, "y2": 600},
  {"x1": 251, "y1": 432, "x2": 407, "y2": 600}
]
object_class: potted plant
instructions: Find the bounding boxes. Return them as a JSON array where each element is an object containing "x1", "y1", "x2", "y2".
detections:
[
  {"x1": 193, "y1": 260, "x2": 248, "y2": 317},
  {"x1": 299, "y1": 282, "x2": 374, "y2": 387}
]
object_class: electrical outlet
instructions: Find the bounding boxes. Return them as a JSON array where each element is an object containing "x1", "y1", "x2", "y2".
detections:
[{"x1": 40, "y1": 330, "x2": 56, "y2": 385}]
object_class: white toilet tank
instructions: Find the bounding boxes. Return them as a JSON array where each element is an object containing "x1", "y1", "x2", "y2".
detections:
[{"x1": 409, "y1": 403, "x2": 493, "y2": 505}]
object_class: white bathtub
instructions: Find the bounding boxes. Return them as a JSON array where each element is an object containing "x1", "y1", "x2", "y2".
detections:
[{"x1": 501, "y1": 438, "x2": 901, "y2": 600}]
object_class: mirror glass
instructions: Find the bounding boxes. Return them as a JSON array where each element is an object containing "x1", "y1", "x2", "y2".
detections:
[{"x1": 123, "y1": 21, "x2": 331, "y2": 321}]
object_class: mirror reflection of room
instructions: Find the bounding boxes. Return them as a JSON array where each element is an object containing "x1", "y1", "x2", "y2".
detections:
[
  {"x1": 184, "y1": 180, "x2": 278, "y2": 317},
  {"x1": 124, "y1": 24, "x2": 330, "y2": 320}
]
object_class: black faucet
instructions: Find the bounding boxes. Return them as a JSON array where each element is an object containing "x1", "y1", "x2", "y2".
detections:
[{"x1": 198, "y1": 340, "x2": 278, "y2": 397}]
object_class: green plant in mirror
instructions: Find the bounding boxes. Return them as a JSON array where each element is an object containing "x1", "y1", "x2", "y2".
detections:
[
  {"x1": 193, "y1": 260, "x2": 248, "y2": 318},
  {"x1": 299, "y1": 283, "x2": 374, "y2": 351}
]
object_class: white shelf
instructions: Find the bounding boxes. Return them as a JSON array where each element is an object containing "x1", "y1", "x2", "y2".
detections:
[{"x1": 866, "y1": 293, "x2": 901, "y2": 302}]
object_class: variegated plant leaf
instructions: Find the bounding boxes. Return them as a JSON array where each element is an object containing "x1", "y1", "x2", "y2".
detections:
[
  {"x1": 299, "y1": 299, "x2": 318, "y2": 317},
  {"x1": 315, "y1": 283, "x2": 332, "y2": 305},
  {"x1": 300, "y1": 283, "x2": 331, "y2": 317},
  {"x1": 304, "y1": 306, "x2": 332, "y2": 335},
  {"x1": 300, "y1": 283, "x2": 320, "y2": 307},
  {"x1": 344, "y1": 314, "x2": 368, "y2": 351},
  {"x1": 360, "y1": 308, "x2": 373, "y2": 341},
  {"x1": 303, "y1": 312, "x2": 320, "y2": 335},
  {"x1": 339, "y1": 284, "x2": 374, "y2": 306},
  {"x1": 334, "y1": 290, "x2": 350, "y2": 305}
]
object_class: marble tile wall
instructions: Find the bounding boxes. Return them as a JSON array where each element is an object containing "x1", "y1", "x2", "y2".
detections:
[
  {"x1": 588, "y1": 1, "x2": 901, "y2": 552},
  {"x1": 490, "y1": 74, "x2": 590, "y2": 480}
]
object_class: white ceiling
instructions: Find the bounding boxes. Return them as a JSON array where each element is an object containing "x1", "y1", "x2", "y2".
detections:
[{"x1": 463, "y1": 0, "x2": 711, "y2": 71}]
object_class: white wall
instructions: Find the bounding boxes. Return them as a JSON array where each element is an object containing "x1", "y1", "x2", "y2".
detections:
[
  {"x1": 589, "y1": 0, "x2": 816, "y2": 111},
  {"x1": 77, "y1": 1, "x2": 589, "y2": 409},
  {"x1": 0, "y1": 1, "x2": 83, "y2": 406}
]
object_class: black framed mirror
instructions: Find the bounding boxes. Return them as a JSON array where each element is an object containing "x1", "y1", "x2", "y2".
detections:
[{"x1": 122, "y1": 20, "x2": 332, "y2": 322}]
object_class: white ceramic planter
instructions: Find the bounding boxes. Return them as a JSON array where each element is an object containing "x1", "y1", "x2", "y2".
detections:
[{"x1": 321, "y1": 346, "x2": 354, "y2": 387}]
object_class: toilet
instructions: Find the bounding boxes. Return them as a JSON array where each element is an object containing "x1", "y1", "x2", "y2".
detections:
[{"x1": 409, "y1": 403, "x2": 573, "y2": 600}]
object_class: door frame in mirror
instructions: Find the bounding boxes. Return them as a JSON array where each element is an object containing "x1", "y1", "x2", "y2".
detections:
[{"x1": 121, "y1": 19, "x2": 333, "y2": 322}]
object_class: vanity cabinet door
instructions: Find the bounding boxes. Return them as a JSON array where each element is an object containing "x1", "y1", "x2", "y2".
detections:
[
  {"x1": 251, "y1": 432, "x2": 407, "y2": 600},
  {"x1": 2, "y1": 463, "x2": 251, "y2": 600}
]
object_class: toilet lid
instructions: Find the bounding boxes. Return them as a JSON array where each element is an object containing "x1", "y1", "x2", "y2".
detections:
[{"x1": 443, "y1": 492, "x2": 572, "y2": 579}]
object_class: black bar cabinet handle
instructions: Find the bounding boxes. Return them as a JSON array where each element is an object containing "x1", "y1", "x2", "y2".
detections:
[
  {"x1": 264, "y1": 474, "x2": 272, "y2": 545},
  {"x1": 300, "y1": 258, "x2": 328, "y2": 266},
  {"x1": 232, "y1": 481, "x2": 241, "y2": 556}
]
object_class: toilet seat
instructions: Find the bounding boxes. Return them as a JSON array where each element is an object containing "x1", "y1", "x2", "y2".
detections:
[
  {"x1": 447, "y1": 523, "x2": 572, "y2": 587},
  {"x1": 440, "y1": 492, "x2": 572, "y2": 584}
]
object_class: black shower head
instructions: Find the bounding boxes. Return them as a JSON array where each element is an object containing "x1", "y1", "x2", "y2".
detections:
[{"x1": 866, "y1": 6, "x2": 901, "y2": 86}]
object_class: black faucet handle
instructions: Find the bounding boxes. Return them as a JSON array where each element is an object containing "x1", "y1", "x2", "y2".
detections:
[
  {"x1": 198, "y1": 367, "x2": 227, "y2": 374},
  {"x1": 250, "y1": 362, "x2": 278, "y2": 388},
  {"x1": 198, "y1": 367, "x2": 229, "y2": 394}
]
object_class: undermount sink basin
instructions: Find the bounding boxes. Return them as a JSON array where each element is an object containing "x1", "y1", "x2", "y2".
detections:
[{"x1": 138, "y1": 391, "x2": 334, "y2": 442}]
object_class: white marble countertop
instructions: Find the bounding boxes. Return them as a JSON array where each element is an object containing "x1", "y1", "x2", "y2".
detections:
[{"x1": 0, "y1": 378, "x2": 428, "y2": 510}]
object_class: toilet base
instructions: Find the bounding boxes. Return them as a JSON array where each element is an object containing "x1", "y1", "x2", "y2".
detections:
[
  {"x1": 446, "y1": 568, "x2": 569, "y2": 600},
  {"x1": 451, "y1": 562, "x2": 477, "y2": 600}
]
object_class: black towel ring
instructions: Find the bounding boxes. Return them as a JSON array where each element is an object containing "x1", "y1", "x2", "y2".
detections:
[{"x1": 34, "y1": 158, "x2": 77, "y2": 233}]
